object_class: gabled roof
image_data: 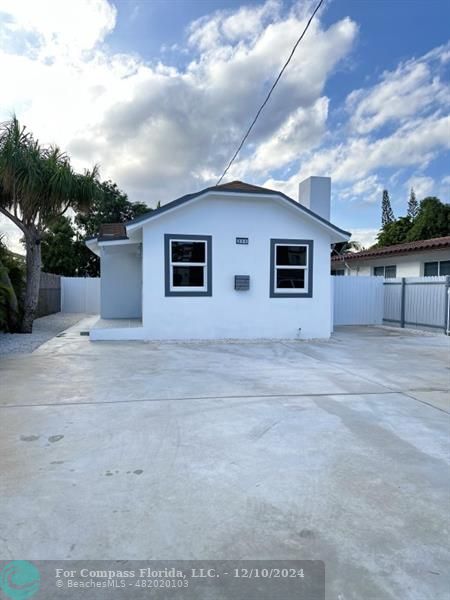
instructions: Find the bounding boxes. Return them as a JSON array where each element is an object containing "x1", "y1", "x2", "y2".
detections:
[
  {"x1": 332, "y1": 236, "x2": 450, "y2": 263},
  {"x1": 125, "y1": 180, "x2": 351, "y2": 239}
]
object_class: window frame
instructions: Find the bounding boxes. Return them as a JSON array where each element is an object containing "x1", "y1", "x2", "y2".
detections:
[
  {"x1": 439, "y1": 260, "x2": 450, "y2": 276},
  {"x1": 424, "y1": 261, "x2": 438, "y2": 276},
  {"x1": 270, "y1": 239, "x2": 313, "y2": 298},
  {"x1": 384, "y1": 265, "x2": 397, "y2": 279},
  {"x1": 164, "y1": 234, "x2": 212, "y2": 297},
  {"x1": 373, "y1": 265, "x2": 397, "y2": 278},
  {"x1": 373, "y1": 266, "x2": 385, "y2": 277},
  {"x1": 424, "y1": 260, "x2": 450, "y2": 276}
]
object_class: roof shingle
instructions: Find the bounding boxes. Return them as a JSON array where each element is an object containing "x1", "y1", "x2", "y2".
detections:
[
  {"x1": 332, "y1": 236, "x2": 450, "y2": 262},
  {"x1": 214, "y1": 180, "x2": 274, "y2": 194},
  {"x1": 98, "y1": 223, "x2": 128, "y2": 241}
]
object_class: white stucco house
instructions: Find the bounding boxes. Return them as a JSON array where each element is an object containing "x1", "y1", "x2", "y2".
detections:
[
  {"x1": 331, "y1": 236, "x2": 450, "y2": 278},
  {"x1": 86, "y1": 177, "x2": 350, "y2": 341}
]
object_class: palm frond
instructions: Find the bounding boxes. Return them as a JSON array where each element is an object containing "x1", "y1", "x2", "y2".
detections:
[{"x1": 0, "y1": 117, "x2": 101, "y2": 228}]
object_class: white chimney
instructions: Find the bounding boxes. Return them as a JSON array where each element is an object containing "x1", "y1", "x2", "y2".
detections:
[{"x1": 298, "y1": 176, "x2": 331, "y2": 221}]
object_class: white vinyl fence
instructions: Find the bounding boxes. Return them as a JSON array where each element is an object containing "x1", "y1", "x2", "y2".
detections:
[
  {"x1": 333, "y1": 276, "x2": 384, "y2": 325},
  {"x1": 333, "y1": 275, "x2": 450, "y2": 333},
  {"x1": 384, "y1": 276, "x2": 449, "y2": 332},
  {"x1": 61, "y1": 277, "x2": 100, "y2": 314},
  {"x1": 60, "y1": 274, "x2": 450, "y2": 333}
]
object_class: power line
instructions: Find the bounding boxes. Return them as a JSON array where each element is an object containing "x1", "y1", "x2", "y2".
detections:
[{"x1": 216, "y1": 0, "x2": 325, "y2": 185}]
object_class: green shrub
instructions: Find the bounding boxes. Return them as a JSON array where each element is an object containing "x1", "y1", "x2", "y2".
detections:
[{"x1": 0, "y1": 238, "x2": 25, "y2": 332}]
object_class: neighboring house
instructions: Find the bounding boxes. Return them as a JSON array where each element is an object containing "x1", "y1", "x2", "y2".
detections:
[
  {"x1": 331, "y1": 236, "x2": 450, "y2": 278},
  {"x1": 86, "y1": 177, "x2": 350, "y2": 341}
]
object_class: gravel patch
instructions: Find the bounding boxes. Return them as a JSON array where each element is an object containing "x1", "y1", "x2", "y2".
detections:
[{"x1": 0, "y1": 313, "x2": 85, "y2": 357}]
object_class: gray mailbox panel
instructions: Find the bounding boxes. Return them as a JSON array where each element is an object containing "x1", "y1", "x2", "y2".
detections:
[{"x1": 235, "y1": 275, "x2": 250, "y2": 291}]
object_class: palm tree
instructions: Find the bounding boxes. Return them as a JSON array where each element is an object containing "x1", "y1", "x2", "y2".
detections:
[
  {"x1": 331, "y1": 240, "x2": 363, "y2": 257},
  {"x1": 0, "y1": 117, "x2": 100, "y2": 332}
]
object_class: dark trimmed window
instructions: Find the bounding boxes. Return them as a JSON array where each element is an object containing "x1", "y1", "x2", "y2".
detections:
[
  {"x1": 165, "y1": 235, "x2": 212, "y2": 296},
  {"x1": 270, "y1": 239, "x2": 313, "y2": 298},
  {"x1": 441, "y1": 261, "x2": 450, "y2": 276},
  {"x1": 373, "y1": 265, "x2": 397, "y2": 278},
  {"x1": 424, "y1": 260, "x2": 450, "y2": 276},
  {"x1": 385, "y1": 265, "x2": 397, "y2": 278}
]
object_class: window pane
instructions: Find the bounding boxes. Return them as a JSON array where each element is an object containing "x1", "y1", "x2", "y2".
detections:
[
  {"x1": 173, "y1": 266, "x2": 204, "y2": 287},
  {"x1": 172, "y1": 241, "x2": 205, "y2": 263},
  {"x1": 385, "y1": 265, "x2": 397, "y2": 278},
  {"x1": 276, "y1": 245, "x2": 306, "y2": 266},
  {"x1": 439, "y1": 261, "x2": 450, "y2": 276},
  {"x1": 424, "y1": 262, "x2": 438, "y2": 276},
  {"x1": 373, "y1": 266, "x2": 384, "y2": 276},
  {"x1": 276, "y1": 268, "x2": 305, "y2": 289}
]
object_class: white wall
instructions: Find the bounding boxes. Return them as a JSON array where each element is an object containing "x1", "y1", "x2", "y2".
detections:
[
  {"x1": 61, "y1": 277, "x2": 100, "y2": 314},
  {"x1": 100, "y1": 244, "x2": 142, "y2": 318},
  {"x1": 141, "y1": 194, "x2": 334, "y2": 340},
  {"x1": 344, "y1": 249, "x2": 450, "y2": 277}
]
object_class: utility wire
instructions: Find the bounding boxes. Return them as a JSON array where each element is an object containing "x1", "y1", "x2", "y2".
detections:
[{"x1": 216, "y1": 0, "x2": 325, "y2": 185}]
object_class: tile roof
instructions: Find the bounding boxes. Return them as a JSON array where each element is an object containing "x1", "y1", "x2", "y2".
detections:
[
  {"x1": 98, "y1": 223, "x2": 128, "y2": 241},
  {"x1": 332, "y1": 236, "x2": 450, "y2": 262}
]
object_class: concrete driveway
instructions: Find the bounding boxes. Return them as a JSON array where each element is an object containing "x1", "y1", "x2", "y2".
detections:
[{"x1": 1, "y1": 320, "x2": 449, "y2": 600}]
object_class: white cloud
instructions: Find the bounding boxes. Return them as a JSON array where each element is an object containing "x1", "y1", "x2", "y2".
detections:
[
  {"x1": 405, "y1": 176, "x2": 435, "y2": 200},
  {"x1": 0, "y1": 0, "x2": 361, "y2": 249},
  {"x1": 0, "y1": 216, "x2": 23, "y2": 254},
  {"x1": 262, "y1": 43, "x2": 450, "y2": 211},
  {"x1": 263, "y1": 107, "x2": 449, "y2": 212},
  {"x1": 348, "y1": 228, "x2": 378, "y2": 249},
  {"x1": 262, "y1": 112, "x2": 450, "y2": 203},
  {"x1": 235, "y1": 97, "x2": 329, "y2": 175},
  {"x1": 188, "y1": 0, "x2": 281, "y2": 50},
  {"x1": 0, "y1": 0, "x2": 448, "y2": 255},
  {"x1": 339, "y1": 175, "x2": 382, "y2": 204},
  {"x1": 347, "y1": 44, "x2": 450, "y2": 134},
  {"x1": 334, "y1": 115, "x2": 450, "y2": 181},
  {"x1": 0, "y1": 0, "x2": 116, "y2": 57},
  {"x1": 0, "y1": 0, "x2": 358, "y2": 208}
]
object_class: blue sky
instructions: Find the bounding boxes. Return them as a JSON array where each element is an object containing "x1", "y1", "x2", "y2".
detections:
[{"x1": 0, "y1": 0, "x2": 449, "y2": 250}]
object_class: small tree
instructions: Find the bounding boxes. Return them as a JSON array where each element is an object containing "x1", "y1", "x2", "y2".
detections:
[
  {"x1": 75, "y1": 180, "x2": 149, "y2": 238},
  {"x1": 376, "y1": 216, "x2": 412, "y2": 247},
  {"x1": 381, "y1": 189, "x2": 395, "y2": 226},
  {"x1": 0, "y1": 235, "x2": 25, "y2": 331},
  {"x1": 41, "y1": 216, "x2": 79, "y2": 276},
  {"x1": 406, "y1": 197, "x2": 450, "y2": 241},
  {"x1": 407, "y1": 187, "x2": 419, "y2": 219},
  {"x1": 0, "y1": 117, "x2": 101, "y2": 332}
]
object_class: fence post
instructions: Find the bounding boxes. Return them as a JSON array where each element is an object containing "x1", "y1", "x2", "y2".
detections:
[
  {"x1": 400, "y1": 277, "x2": 406, "y2": 328},
  {"x1": 445, "y1": 276, "x2": 450, "y2": 336}
]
